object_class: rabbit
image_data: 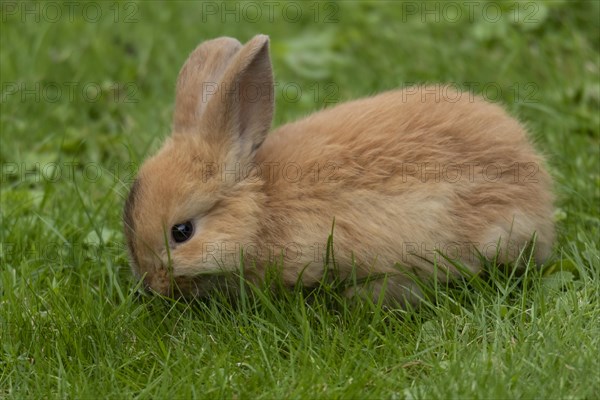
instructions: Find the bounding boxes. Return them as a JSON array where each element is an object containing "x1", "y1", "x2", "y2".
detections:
[{"x1": 123, "y1": 34, "x2": 555, "y2": 306}]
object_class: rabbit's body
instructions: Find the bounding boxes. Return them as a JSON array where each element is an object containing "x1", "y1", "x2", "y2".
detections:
[
  {"x1": 124, "y1": 35, "x2": 554, "y2": 305},
  {"x1": 253, "y1": 89, "x2": 554, "y2": 301}
]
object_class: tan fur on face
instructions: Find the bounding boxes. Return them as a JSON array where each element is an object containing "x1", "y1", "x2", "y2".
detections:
[{"x1": 124, "y1": 35, "x2": 555, "y2": 305}]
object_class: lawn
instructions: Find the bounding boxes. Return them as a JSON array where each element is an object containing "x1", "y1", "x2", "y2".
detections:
[{"x1": 1, "y1": 1, "x2": 599, "y2": 398}]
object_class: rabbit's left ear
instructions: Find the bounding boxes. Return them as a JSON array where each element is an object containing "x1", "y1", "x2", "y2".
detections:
[
  {"x1": 173, "y1": 37, "x2": 242, "y2": 133},
  {"x1": 202, "y1": 34, "x2": 274, "y2": 160}
]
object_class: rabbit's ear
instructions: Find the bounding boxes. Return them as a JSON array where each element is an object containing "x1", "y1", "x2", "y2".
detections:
[
  {"x1": 173, "y1": 37, "x2": 242, "y2": 132},
  {"x1": 201, "y1": 34, "x2": 274, "y2": 159}
]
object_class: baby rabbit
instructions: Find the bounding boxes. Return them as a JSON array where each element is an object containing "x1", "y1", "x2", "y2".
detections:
[{"x1": 123, "y1": 34, "x2": 555, "y2": 305}]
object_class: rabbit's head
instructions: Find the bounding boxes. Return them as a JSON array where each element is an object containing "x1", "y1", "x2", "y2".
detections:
[{"x1": 123, "y1": 35, "x2": 274, "y2": 296}]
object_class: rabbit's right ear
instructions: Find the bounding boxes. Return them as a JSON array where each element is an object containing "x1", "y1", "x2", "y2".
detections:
[
  {"x1": 173, "y1": 37, "x2": 242, "y2": 132},
  {"x1": 201, "y1": 35, "x2": 274, "y2": 161}
]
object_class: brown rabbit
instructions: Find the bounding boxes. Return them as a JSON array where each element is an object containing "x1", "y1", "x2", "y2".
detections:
[{"x1": 123, "y1": 34, "x2": 555, "y2": 305}]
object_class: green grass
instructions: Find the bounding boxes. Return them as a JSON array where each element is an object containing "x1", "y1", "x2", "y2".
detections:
[{"x1": 1, "y1": 1, "x2": 599, "y2": 398}]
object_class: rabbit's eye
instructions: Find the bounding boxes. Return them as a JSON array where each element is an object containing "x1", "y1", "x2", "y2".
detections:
[{"x1": 171, "y1": 221, "x2": 194, "y2": 243}]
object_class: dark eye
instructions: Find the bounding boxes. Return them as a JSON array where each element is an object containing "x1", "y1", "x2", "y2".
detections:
[{"x1": 171, "y1": 221, "x2": 194, "y2": 243}]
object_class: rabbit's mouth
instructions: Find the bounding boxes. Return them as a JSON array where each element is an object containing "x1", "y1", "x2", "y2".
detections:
[
  {"x1": 175, "y1": 274, "x2": 240, "y2": 299},
  {"x1": 141, "y1": 271, "x2": 241, "y2": 300}
]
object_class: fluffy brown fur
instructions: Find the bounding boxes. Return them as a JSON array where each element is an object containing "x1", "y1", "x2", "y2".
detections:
[{"x1": 123, "y1": 35, "x2": 555, "y2": 305}]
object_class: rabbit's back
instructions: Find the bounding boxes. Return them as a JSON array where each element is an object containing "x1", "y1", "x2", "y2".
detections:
[{"x1": 260, "y1": 87, "x2": 539, "y2": 185}]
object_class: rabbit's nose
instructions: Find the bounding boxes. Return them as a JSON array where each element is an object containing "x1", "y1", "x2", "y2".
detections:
[{"x1": 141, "y1": 280, "x2": 153, "y2": 294}]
